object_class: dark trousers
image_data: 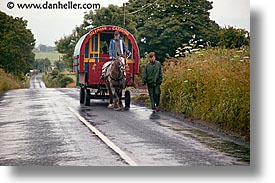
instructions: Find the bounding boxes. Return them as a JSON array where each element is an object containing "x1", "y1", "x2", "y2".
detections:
[{"x1": 148, "y1": 85, "x2": 161, "y2": 109}]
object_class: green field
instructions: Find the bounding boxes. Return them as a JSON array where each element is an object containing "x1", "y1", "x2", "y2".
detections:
[{"x1": 34, "y1": 52, "x2": 63, "y2": 64}]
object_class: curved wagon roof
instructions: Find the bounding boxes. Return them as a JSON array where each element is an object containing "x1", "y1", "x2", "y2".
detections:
[
  {"x1": 73, "y1": 25, "x2": 140, "y2": 73},
  {"x1": 73, "y1": 32, "x2": 89, "y2": 57}
]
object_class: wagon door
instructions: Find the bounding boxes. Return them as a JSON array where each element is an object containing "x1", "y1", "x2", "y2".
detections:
[{"x1": 85, "y1": 33, "x2": 104, "y2": 87}]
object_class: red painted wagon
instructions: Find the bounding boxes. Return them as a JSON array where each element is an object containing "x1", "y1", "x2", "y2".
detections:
[{"x1": 73, "y1": 25, "x2": 140, "y2": 107}]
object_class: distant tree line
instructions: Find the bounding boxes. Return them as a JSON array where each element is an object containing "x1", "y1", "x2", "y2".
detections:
[
  {"x1": 33, "y1": 44, "x2": 56, "y2": 52},
  {"x1": 0, "y1": 11, "x2": 35, "y2": 78},
  {"x1": 55, "y1": 0, "x2": 250, "y2": 66},
  {"x1": 32, "y1": 58, "x2": 51, "y2": 72},
  {"x1": 33, "y1": 58, "x2": 66, "y2": 72}
]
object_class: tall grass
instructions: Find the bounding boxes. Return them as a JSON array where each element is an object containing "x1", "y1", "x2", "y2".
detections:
[
  {"x1": 0, "y1": 69, "x2": 28, "y2": 92},
  {"x1": 161, "y1": 47, "x2": 250, "y2": 139}
]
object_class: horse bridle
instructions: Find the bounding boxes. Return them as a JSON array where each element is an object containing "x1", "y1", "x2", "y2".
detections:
[{"x1": 110, "y1": 58, "x2": 125, "y2": 82}]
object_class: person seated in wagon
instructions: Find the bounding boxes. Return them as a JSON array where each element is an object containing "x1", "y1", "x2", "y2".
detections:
[{"x1": 102, "y1": 30, "x2": 131, "y2": 77}]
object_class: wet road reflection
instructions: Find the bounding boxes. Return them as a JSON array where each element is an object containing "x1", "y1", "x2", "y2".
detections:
[{"x1": 0, "y1": 75, "x2": 249, "y2": 166}]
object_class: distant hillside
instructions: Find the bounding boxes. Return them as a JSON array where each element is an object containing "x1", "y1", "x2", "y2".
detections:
[{"x1": 35, "y1": 52, "x2": 63, "y2": 64}]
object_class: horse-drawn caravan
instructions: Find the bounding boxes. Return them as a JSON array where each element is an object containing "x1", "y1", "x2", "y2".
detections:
[{"x1": 73, "y1": 25, "x2": 140, "y2": 109}]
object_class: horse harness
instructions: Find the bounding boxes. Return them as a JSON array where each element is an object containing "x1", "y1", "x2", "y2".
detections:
[
  {"x1": 103, "y1": 58, "x2": 125, "y2": 82},
  {"x1": 110, "y1": 60, "x2": 125, "y2": 82}
]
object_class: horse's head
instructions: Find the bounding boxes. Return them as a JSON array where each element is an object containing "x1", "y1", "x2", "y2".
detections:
[{"x1": 110, "y1": 58, "x2": 124, "y2": 80}]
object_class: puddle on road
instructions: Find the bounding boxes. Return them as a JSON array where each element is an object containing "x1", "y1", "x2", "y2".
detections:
[
  {"x1": 131, "y1": 105, "x2": 250, "y2": 164},
  {"x1": 156, "y1": 119, "x2": 250, "y2": 164}
]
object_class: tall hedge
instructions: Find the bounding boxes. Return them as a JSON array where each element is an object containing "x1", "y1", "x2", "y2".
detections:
[{"x1": 161, "y1": 48, "x2": 250, "y2": 140}]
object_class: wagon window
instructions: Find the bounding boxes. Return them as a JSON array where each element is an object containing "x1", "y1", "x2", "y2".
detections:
[
  {"x1": 85, "y1": 42, "x2": 89, "y2": 58},
  {"x1": 99, "y1": 32, "x2": 113, "y2": 52},
  {"x1": 91, "y1": 34, "x2": 98, "y2": 52}
]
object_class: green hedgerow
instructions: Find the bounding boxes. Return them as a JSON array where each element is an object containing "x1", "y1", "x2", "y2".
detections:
[{"x1": 161, "y1": 47, "x2": 250, "y2": 140}]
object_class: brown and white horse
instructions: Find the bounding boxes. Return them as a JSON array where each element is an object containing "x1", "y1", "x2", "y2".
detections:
[{"x1": 102, "y1": 57, "x2": 125, "y2": 110}]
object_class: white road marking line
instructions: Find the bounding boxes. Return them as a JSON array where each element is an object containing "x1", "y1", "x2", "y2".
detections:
[{"x1": 68, "y1": 107, "x2": 138, "y2": 166}]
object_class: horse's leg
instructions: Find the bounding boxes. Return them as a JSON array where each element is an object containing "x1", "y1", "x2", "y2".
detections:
[
  {"x1": 106, "y1": 80, "x2": 114, "y2": 109},
  {"x1": 110, "y1": 86, "x2": 118, "y2": 109},
  {"x1": 118, "y1": 89, "x2": 123, "y2": 108},
  {"x1": 114, "y1": 88, "x2": 122, "y2": 110},
  {"x1": 114, "y1": 88, "x2": 119, "y2": 109},
  {"x1": 108, "y1": 94, "x2": 114, "y2": 109}
]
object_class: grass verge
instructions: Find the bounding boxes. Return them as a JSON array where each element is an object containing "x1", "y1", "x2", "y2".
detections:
[
  {"x1": 0, "y1": 69, "x2": 29, "y2": 92},
  {"x1": 161, "y1": 47, "x2": 250, "y2": 140}
]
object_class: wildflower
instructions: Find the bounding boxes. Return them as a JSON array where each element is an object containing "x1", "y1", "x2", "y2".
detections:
[
  {"x1": 184, "y1": 46, "x2": 192, "y2": 49},
  {"x1": 184, "y1": 80, "x2": 188, "y2": 83},
  {"x1": 191, "y1": 48, "x2": 200, "y2": 52}
]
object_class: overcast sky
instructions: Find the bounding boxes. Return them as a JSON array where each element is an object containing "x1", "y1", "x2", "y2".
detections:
[{"x1": 0, "y1": 0, "x2": 250, "y2": 46}]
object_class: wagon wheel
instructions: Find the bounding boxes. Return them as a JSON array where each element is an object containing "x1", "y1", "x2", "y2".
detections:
[
  {"x1": 80, "y1": 87, "x2": 85, "y2": 104},
  {"x1": 125, "y1": 90, "x2": 131, "y2": 109},
  {"x1": 84, "y1": 89, "x2": 91, "y2": 106}
]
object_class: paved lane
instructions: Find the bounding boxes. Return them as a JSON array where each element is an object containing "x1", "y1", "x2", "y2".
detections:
[
  {"x1": 0, "y1": 76, "x2": 125, "y2": 166},
  {"x1": 29, "y1": 74, "x2": 46, "y2": 89},
  {"x1": 0, "y1": 74, "x2": 249, "y2": 166},
  {"x1": 60, "y1": 88, "x2": 249, "y2": 166}
]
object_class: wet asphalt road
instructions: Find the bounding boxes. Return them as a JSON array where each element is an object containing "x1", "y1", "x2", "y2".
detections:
[{"x1": 0, "y1": 74, "x2": 250, "y2": 166}]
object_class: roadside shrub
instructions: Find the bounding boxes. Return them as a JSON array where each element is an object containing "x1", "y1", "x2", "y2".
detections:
[
  {"x1": 161, "y1": 47, "x2": 250, "y2": 140},
  {"x1": 0, "y1": 69, "x2": 26, "y2": 92},
  {"x1": 43, "y1": 70, "x2": 74, "y2": 88},
  {"x1": 60, "y1": 76, "x2": 74, "y2": 87}
]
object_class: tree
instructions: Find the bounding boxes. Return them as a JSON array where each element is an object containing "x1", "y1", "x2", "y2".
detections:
[
  {"x1": 127, "y1": 0, "x2": 220, "y2": 61},
  {"x1": 54, "y1": 60, "x2": 66, "y2": 72},
  {"x1": 83, "y1": 5, "x2": 138, "y2": 37},
  {"x1": 217, "y1": 26, "x2": 250, "y2": 49},
  {"x1": 0, "y1": 11, "x2": 35, "y2": 78},
  {"x1": 33, "y1": 58, "x2": 51, "y2": 72},
  {"x1": 55, "y1": 33, "x2": 76, "y2": 69}
]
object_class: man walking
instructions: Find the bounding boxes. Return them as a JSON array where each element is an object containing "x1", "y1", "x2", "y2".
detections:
[{"x1": 142, "y1": 52, "x2": 162, "y2": 113}]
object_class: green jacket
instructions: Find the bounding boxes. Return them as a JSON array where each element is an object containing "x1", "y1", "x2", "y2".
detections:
[{"x1": 142, "y1": 61, "x2": 162, "y2": 86}]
